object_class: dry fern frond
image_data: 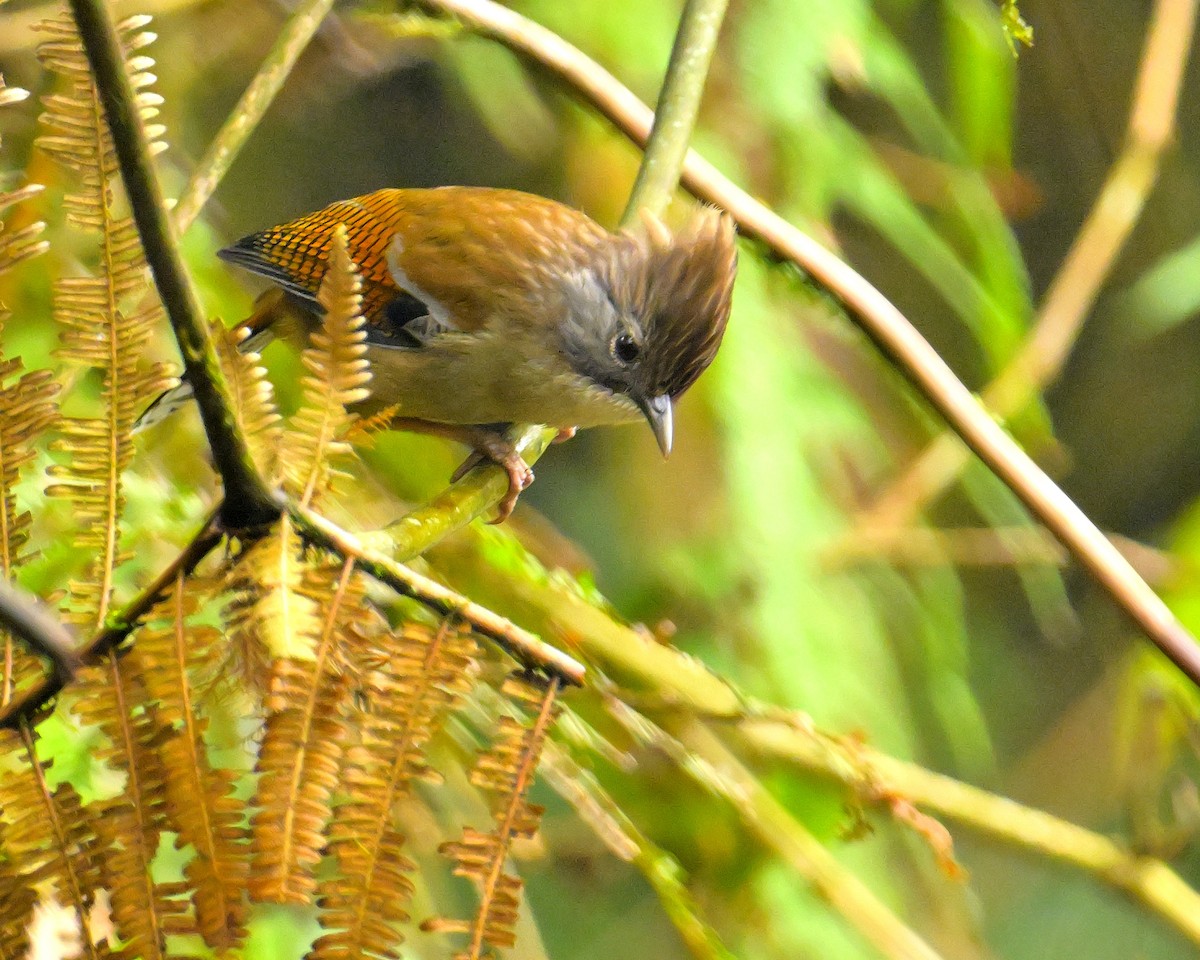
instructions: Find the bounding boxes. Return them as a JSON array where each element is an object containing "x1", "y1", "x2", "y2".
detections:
[
  {"x1": 0, "y1": 728, "x2": 102, "y2": 959},
  {"x1": 67, "y1": 656, "x2": 178, "y2": 958},
  {"x1": 424, "y1": 674, "x2": 561, "y2": 959},
  {"x1": 0, "y1": 97, "x2": 58, "y2": 706},
  {"x1": 224, "y1": 515, "x2": 324, "y2": 690},
  {"x1": 310, "y1": 619, "x2": 481, "y2": 960},
  {"x1": 36, "y1": 12, "x2": 171, "y2": 630},
  {"x1": 129, "y1": 572, "x2": 248, "y2": 950},
  {"x1": 214, "y1": 319, "x2": 282, "y2": 478},
  {"x1": 279, "y1": 224, "x2": 372, "y2": 506},
  {"x1": 248, "y1": 558, "x2": 363, "y2": 905}
]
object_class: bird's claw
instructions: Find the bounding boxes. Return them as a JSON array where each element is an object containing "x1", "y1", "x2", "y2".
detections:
[
  {"x1": 489, "y1": 456, "x2": 535, "y2": 524},
  {"x1": 449, "y1": 442, "x2": 534, "y2": 523}
]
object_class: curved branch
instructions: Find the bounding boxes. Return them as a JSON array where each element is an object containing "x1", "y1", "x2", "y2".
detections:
[
  {"x1": 290, "y1": 500, "x2": 584, "y2": 684},
  {"x1": 857, "y1": 0, "x2": 1200, "y2": 534},
  {"x1": 412, "y1": 0, "x2": 1200, "y2": 687},
  {"x1": 68, "y1": 0, "x2": 280, "y2": 529}
]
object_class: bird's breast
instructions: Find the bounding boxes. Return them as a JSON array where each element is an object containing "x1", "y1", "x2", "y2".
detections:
[{"x1": 359, "y1": 325, "x2": 640, "y2": 428}]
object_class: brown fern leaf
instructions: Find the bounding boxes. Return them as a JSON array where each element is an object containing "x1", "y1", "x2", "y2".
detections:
[
  {"x1": 224, "y1": 515, "x2": 325, "y2": 692},
  {"x1": 0, "y1": 73, "x2": 58, "y2": 707},
  {"x1": 214, "y1": 319, "x2": 282, "y2": 478},
  {"x1": 67, "y1": 656, "x2": 179, "y2": 958},
  {"x1": 309, "y1": 619, "x2": 481, "y2": 960},
  {"x1": 249, "y1": 559, "x2": 362, "y2": 904},
  {"x1": 423, "y1": 675, "x2": 561, "y2": 959},
  {"x1": 36, "y1": 13, "x2": 171, "y2": 630},
  {"x1": 128, "y1": 572, "x2": 248, "y2": 950},
  {"x1": 0, "y1": 727, "x2": 103, "y2": 959},
  {"x1": 279, "y1": 224, "x2": 372, "y2": 506}
]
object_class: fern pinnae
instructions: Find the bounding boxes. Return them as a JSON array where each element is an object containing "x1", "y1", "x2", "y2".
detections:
[
  {"x1": 36, "y1": 12, "x2": 171, "y2": 630},
  {"x1": 280, "y1": 223, "x2": 372, "y2": 506},
  {"x1": 0, "y1": 727, "x2": 102, "y2": 959},
  {"x1": 69, "y1": 654, "x2": 177, "y2": 959},
  {"x1": 131, "y1": 572, "x2": 248, "y2": 950},
  {"x1": 215, "y1": 319, "x2": 282, "y2": 477},
  {"x1": 311, "y1": 619, "x2": 481, "y2": 960},
  {"x1": 0, "y1": 94, "x2": 57, "y2": 705},
  {"x1": 249, "y1": 556, "x2": 361, "y2": 904},
  {"x1": 425, "y1": 674, "x2": 561, "y2": 959}
]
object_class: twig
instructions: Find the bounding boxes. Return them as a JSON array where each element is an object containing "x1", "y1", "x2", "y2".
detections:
[
  {"x1": 0, "y1": 580, "x2": 80, "y2": 687},
  {"x1": 412, "y1": 0, "x2": 1200, "y2": 687},
  {"x1": 824, "y1": 525, "x2": 1175, "y2": 583},
  {"x1": 0, "y1": 510, "x2": 223, "y2": 728},
  {"x1": 620, "y1": 0, "x2": 728, "y2": 226},
  {"x1": 606, "y1": 700, "x2": 947, "y2": 960},
  {"x1": 465, "y1": 547, "x2": 1200, "y2": 943},
  {"x1": 738, "y1": 719, "x2": 1200, "y2": 945},
  {"x1": 289, "y1": 501, "x2": 585, "y2": 684},
  {"x1": 172, "y1": 0, "x2": 337, "y2": 233},
  {"x1": 855, "y1": 0, "x2": 1199, "y2": 533},
  {"x1": 539, "y1": 739, "x2": 736, "y2": 960},
  {"x1": 68, "y1": 0, "x2": 280, "y2": 529}
]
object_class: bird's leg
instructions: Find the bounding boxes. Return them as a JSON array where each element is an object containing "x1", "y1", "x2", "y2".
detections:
[
  {"x1": 387, "y1": 418, "x2": 533, "y2": 523},
  {"x1": 553, "y1": 426, "x2": 577, "y2": 443}
]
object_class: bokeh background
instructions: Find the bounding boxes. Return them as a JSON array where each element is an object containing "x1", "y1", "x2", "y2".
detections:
[{"x1": 4, "y1": 0, "x2": 1200, "y2": 957}]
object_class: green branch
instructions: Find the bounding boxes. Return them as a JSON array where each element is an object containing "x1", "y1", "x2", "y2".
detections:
[
  {"x1": 173, "y1": 0, "x2": 337, "y2": 233},
  {"x1": 621, "y1": 0, "x2": 729, "y2": 226}
]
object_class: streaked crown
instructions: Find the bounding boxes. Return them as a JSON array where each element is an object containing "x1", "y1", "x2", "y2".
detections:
[{"x1": 601, "y1": 206, "x2": 737, "y2": 400}]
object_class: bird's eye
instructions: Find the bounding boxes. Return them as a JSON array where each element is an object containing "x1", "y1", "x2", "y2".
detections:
[{"x1": 613, "y1": 333, "x2": 641, "y2": 364}]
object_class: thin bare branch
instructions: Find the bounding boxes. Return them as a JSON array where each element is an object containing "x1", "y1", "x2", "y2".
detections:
[
  {"x1": 606, "y1": 700, "x2": 948, "y2": 960},
  {"x1": 738, "y1": 718, "x2": 1200, "y2": 946},
  {"x1": 289, "y1": 502, "x2": 585, "y2": 685},
  {"x1": 0, "y1": 580, "x2": 79, "y2": 685},
  {"x1": 173, "y1": 0, "x2": 336, "y2": 233},
  {"x1": 67, "y1": 0, "x2": 280, "y2": 529},
  {"x1": 857, "y1": 0, "x2": 1200, "y2": 534},
  {"x1": 412, "y1": 0, "x2": 1200, "y2": 687},
  {"x1": 0, "y1": 510, "x2": 223, "y2": 728}
]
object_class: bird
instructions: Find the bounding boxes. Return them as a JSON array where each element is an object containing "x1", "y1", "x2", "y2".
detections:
[{"x1": 143, "y1": 186, "x2": 738, "y2": 521}]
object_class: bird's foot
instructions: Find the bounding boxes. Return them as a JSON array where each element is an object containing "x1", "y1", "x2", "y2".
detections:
[
  {"x1": 553, "y1": 426, "x2": 578, "y2": 443},
  {"x1": 449, "y1": 431, "x2": 534, "y2": 523}
]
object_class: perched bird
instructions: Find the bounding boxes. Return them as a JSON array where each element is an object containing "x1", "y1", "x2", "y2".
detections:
[{"x1": 147, "y1": 186, "x2": 738, "y2": 520}]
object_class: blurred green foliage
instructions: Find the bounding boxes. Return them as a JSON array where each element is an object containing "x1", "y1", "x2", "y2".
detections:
[{"x1": 5, "y1": 0, "x2": 1200, "y2": 957}]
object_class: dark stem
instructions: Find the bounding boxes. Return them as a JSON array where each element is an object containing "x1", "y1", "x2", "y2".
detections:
[
  {"x1": 0, "y1": 580, "x2": 80, "y2": 688},
  {"x1": 0, "y1": 512, "x2": 224, "y2": 728},
  {"x1": 68, "y1": 0, "x2": 280, "y2": 528}
]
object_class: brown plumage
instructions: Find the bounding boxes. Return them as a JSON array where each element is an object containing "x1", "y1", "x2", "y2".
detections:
[{"x1": 157, "y1": 186, "x2": 737, "y2": 520}]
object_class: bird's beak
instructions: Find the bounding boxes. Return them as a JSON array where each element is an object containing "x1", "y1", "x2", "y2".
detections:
[{"x1": 639, "y1": 394, "x2": 673, "y2": 458}]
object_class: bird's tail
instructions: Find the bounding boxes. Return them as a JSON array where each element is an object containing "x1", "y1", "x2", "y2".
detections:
[{"x1": 133, "y1": 323, "x2": 275, "y2": 433}]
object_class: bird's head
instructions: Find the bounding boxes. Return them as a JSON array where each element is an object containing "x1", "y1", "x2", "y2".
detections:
[{"x1": 558, "y1": 206, "x2": 737, "y2": 456}]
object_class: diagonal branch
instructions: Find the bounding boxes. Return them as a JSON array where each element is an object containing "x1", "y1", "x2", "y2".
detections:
[
  {"x1": 173, "y1": 0, "x2": 337, "y2": 233},
  {"x1": 67, "y1": 0, "x2": 280, "y2": 529},
  {"x1": 411, "y1": 0, "x2": 1200, "y2": 687},
  {"x1": 0, "y1": 579, "x2": 80, "y2": 686},
  {"x1": 620, "y1": 0, "x2": 729, "y2": 226},
  {"x1": 289, "y1": 502, "x2": 585, "y2": 685},
  {"x1": 856, "y1": 0, "x2": 1200, "y2": 536},
  {"x1": 0, "y1": 511, "x2": 223, "y2": 729},
  {"x1": 468, "y1": 557, "x2": 1200, "y2": 944}
]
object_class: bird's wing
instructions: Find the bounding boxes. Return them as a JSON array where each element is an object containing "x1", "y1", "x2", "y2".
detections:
[{"x1": 217, "y1": 194, "x2": 441, "y2": 346}]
